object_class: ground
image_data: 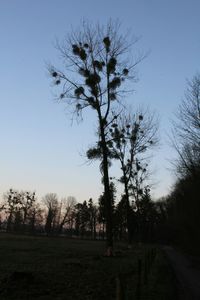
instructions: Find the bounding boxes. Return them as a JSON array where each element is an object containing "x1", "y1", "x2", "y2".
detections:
[
  {"x1": 0, "y1": 234, "x2": 176, "y2": 300},
  {"x1": 163, "y1": 246, "x2": 200, "y2": 300}
]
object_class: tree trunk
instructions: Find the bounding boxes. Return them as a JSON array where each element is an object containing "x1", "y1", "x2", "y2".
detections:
[
  {"x1": 124, "y1": 178, "x2": 132, "y2": 246},
  {"x1": 93, "y1": 216, "x2": 96, "y2": 240},
  {"x1": 7, "y1": 212, "x2": 13, "y2": 232},
  {"x1": 100, "y1": 125, "x2": 113, "y2": 256}
]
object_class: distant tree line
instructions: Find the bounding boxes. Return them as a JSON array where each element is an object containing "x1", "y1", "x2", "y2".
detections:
[{"x1": 0, "y1": 186, "x2": 166, "y2": 244}]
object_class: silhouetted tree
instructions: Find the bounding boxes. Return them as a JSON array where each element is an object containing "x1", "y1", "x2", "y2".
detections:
[
  {"x1": 58, "y1": 196, "x2": 77, "y2": 234},
  {"x1": 28, "y1": 202, "x2": 43, "y2": 233},
  {"x1": 113, "y1": 195, "x2": 128, "y2": 240},
  {"x1": 165, "y1": 74, "x2": 200, "y2": 251},
  {"x1": 98, "y1": 194, "x2": 106, "y2": 239},
  {"x1": 107, "y1": 110, "x2": 157, "y2": 245},
  {"x1": 3, "y1": 189, "x2": 37, "y2": 232},
  {"x1": 88, "y1": 198, "x2": 98, "y2": 239},
  {"x1": 43, "y1": 193, "x2": 59, "y2": 235},
  {"x1": 21, "y1": 191, "x2": 36, "y2": 229},
  {"x1": 49, "y1": 21, "x2": 143, "y2": 255},
  {"x1": 172, "y1": 74, "x2": 200, "y2": 176},
  {"x1": 74, "y1": 200, "x2": 90, "y2": 237},
  {"x1": 135, "y1": 187, "x2": 156, "y2": 242},
  {"x1": 97, "y1": 182, "x2": 116, "y2": 240},
  {"x1": 3, "y1": 189, "x2": 18, "y2": 231}
]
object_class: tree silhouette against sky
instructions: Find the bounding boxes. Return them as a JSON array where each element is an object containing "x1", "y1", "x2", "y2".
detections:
[{"x1": 49, "y1": 21, "x2": 143, "y2": 255}]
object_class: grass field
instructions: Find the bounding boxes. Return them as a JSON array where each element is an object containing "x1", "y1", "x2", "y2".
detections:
[{"x1": 0, "y1": 234, "x2": 176, "y2": 300}]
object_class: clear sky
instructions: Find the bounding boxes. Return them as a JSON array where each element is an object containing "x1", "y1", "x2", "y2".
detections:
[{"x1": 0, "y1": 0, "x2": 199, "y2": 203}]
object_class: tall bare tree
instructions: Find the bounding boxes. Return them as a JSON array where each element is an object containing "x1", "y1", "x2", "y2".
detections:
[
  {"x1": 49, "y1": 21, "x2": 143, "y2": 255},
  {"x1": 43, "y1": 193, "x2": 59, "y2": 235},
  {"x1": 172, "y1": 74, "x2": 200, "y2": 176},
  {"x1": 58, "y1": 196, "x2": 77, "y2": 233}
]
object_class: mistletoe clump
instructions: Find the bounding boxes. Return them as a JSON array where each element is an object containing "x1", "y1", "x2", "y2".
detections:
[
  {"x1": 103, "y1": 36, "x2": 111, "y2": 52},
  {"x1": 109, "y1": 77, "x2": 121, "y2": 90},
  {"x1": 107, "y1": 57, "x2": 117, "y2": 74},
  {"x1": 72, "y1": 44, "x2": 87, "y2": 61},
  {"x1": 74, "y1": 87, "x2": 85, "y2": 99}
]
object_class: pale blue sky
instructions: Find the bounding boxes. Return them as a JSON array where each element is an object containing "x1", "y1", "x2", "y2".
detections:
[{"x1": 0, "y1": 0, "x2": 199, "y2": 202}]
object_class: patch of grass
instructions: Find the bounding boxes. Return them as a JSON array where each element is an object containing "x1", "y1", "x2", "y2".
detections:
[{"x1": 0, "y1": 234, "x2": 176, "y2": 299}]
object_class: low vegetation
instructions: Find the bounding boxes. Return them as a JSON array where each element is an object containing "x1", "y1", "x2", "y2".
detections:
[{"x1": 0, "y1": 234, "x2": 176, "y2": 300}]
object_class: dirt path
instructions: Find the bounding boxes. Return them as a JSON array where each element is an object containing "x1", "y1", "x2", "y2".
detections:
[{"x1": 162, "y1": 246, "x2": 200, "y2": 300}]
